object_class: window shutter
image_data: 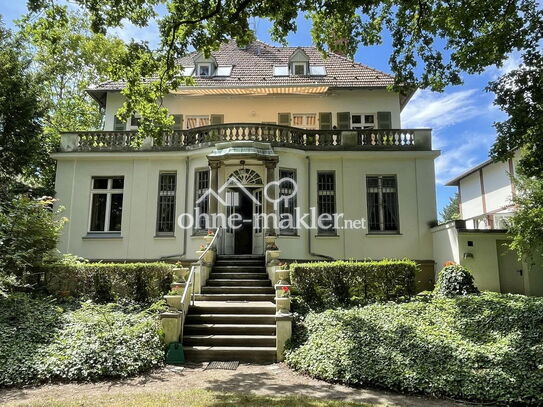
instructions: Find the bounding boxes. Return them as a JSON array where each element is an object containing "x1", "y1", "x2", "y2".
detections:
[
  {"x1": 172, "y1": 114, "x2": 183, "y2": 130},
  {"x1": 210, "y1": 114, "x2": 224, "y2": 125},
  {"x1": 319, "y1": 112, "x2": 332, "y2": 130},
  {"x1": 337, "y1": 112, "x2": 350, "y2": 129},
  {"x1": 377, "y1": 111, "x2": 392, "y2": 129},
  {"x1": 278, "y1": 113, "x2": 291, "y2": 126},
  {"x1": 113, "y1": 115, "x2": 126, "y2": 131}
]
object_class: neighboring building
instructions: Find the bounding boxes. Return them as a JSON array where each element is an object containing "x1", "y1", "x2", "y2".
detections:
[
  {"x1": 53, "y1": 40, "x2": 438, "y2": 289},
  {"x1": 446, "y1": 153, "x2": 519, "y2": 230},
  {"x1": 433, "y1": 153, "x2": 543, "y2": 296}
]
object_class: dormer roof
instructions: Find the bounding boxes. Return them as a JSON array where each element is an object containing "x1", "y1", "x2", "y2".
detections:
[{"x1": 88, "y1": 40, "x2": 410, "y2": 107}]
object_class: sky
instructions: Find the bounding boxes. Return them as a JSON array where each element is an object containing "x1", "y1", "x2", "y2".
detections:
[{"x1": 1, "y1": 4, "x2": 517, "y2": 216}]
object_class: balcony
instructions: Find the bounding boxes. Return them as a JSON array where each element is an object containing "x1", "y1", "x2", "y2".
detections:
[{"x1": 59, "y1": 123, "x2": 432, "y2": 152}]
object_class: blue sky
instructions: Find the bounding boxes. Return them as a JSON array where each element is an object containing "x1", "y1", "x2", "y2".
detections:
[{"x1": 1, "y1": 5, "x2": 517, "y2": 216}]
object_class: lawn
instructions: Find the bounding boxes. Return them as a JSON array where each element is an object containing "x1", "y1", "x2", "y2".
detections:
[{"x1": 5, "y1": 390, "x2": 389, "y2": 407}]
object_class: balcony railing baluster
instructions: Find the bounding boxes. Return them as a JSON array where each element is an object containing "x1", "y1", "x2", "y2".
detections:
[{"x1": 60, "y1": 124, "x2": 430, "y2": 152}]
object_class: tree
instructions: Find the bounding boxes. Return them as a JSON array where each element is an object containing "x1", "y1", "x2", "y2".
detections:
[
  {"x1": 0, "y1": 21, "x2": 45, "y2": 191},
  {"x1": 489, "y1": 51, "x2": 543, "y2": 178},
  {"x1": 508, "y1": 175, "x2": 543, "y2": 262},
  {"x1": 16, "y1": 6, "x2": 126, "y2": 192},
  {"x1": 440, "y1": 192, "x2": 460, "y2": 223},
  {"x1": 24, "y1": 0, "x2": 543, "y2": 146}
]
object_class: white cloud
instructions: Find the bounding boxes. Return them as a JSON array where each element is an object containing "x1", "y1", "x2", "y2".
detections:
[
  {"x1": 435, "y1": 132, "x2": 496, "y2": 185},
  {"x1": 401, "y1": 89, "x2": 481, "y2": 130}
]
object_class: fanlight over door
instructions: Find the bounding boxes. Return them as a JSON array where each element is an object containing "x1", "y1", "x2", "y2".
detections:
[{"x1": 228, "y1": 168, "x2": 263, "y2": 186}]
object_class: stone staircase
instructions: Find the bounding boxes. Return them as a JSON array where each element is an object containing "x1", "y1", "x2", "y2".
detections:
[{"x1": 183, "y1": 255, "x2": 277, "y2": 363}]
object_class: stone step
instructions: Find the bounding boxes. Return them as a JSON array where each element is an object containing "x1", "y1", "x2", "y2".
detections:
[
  {"x1": 206, "y1": 279, "x2": 271, "y2": 287},
  {"x1": 186, "y1": 313, "x2": 276, "y2": 324},
  {"x1": 212, "y1": 265, "x2": 266, "y2": 272},
  {"x1": 217, "y1": 255, "x2": 264, "y2": 260},
  {"x1": 194, "y1": 293, "x2": 275, "y2": 302},
  {"x1": 189, "y1": 301, "x2": 276, "y2": 315},
  {"x1": 183, "y1": 335, "x2": 276, "y2": 347},
  {"x1": 184, "y1": 323, "x2": 276, "y2": 335},
  {"x1": 209, "y1": 272, "x2": 268, "y2": 280},
  {"x1": 201, "y1": 286, "x2": 275, "y2": 294},
  {"x1": 183, "y1": 346, "x2": 276, "y2": 363}
]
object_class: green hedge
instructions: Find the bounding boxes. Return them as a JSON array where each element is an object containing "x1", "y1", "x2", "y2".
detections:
[
  {"x1": 40, "y1": 263, "x2": 174, "y2": 303},
  {"x1": 290, "y1": 259, "x2": 418, "y2": 309},
  {"x1": 0, "y1": 294, "x2": 167, "y2": 387},
  {"x1": 286, "y1": 292, "x2": 543, "y2": 405}
]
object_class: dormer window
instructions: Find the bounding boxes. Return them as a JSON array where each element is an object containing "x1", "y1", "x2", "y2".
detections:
[
  {"x1": 293, "y1": 62, "x2": 307, "y2": 75},
  {"x1": 197, "y1": 63, "x2": 212, "y2": 77}
]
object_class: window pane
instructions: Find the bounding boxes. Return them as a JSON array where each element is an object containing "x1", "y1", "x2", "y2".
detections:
[
  {"x1": 199, "y1": 65, "x2": 210, "y2": 76},
  {"x1": 112, "y1": 178, "x2": 124, "y2": 189},
  {"x1": 279, "y1": 169, "x2": 297, "y2": 234},
  {"x1": 366, "y1": 175, "x2": 398, "y2": 232},
  {"x1": 364, "y1": 115, "x2": 375, "y2": 124},
  {"x1": 352, "y1": 115, "x2": 362, "y2": 124},
  {"x1": 195, "y1": 170, "x2": 210, "y2": 230},
  {"x1": 294, "y1": 64, "x2": 305, "y2": 75},
  {"x1": 317, "y1": 172, "x2": 335, "y2": 233},
  {"x1": 157, "y1": 173, "x2": 176, "y2": 233},
  {"x1": 90, "y1": 194, "x2": 107, "y2": 231},
  {"x1": 93, "y1": 178, "x2": 108, "y2": 189},
  {"x1": 109, "y1": 194, "x2": 123, "y2": 232}
]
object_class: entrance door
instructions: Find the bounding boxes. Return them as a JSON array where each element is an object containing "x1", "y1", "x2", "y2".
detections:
[
  {"x1": 235, "y1": 190, "x2": 253, "y2": 254},
  {"x1": 497, "y1": 240, "x2": 525, "y2": 294},
  {"x1": 224, "y1": 189, "x2": 237, "y2": 254},
  {"x1": 252, "y1": 188, "x2": 264, "y2": 254}
]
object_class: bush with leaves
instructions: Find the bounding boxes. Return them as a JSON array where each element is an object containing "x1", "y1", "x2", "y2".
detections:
[
  {"x1": 0, "y1": 294, "x2": 167, "y2": 387},
  {"x1": 286, "y1": 292, "x2": 543, "y2": 405},
  {"x1": 290, "y1": 259, "x2": 418, "y2": 310},
  {"x1": 39, "y1": 262, "x2": 174, "y2": 303},
  {"x1": 0, "y1": 196, "x2": 66, "y2": 296},
  {"x1": 434, "y1": 263, "x2": 479, "y2": 297}
]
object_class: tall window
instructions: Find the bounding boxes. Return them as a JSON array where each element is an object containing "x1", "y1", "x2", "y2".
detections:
[
  {"x1": 317, "y1": 172, "x2": 336, "y2": 234},
  {"x1": 292, "y1": 113, "x2": 317, "y2": 129},
  {"x1": 279, "y1": 169, "x2": 297, "y2": 235},
  {"x1": 367, "y1": 175, "x2": 399, "y2": 233},
  {"x1": 186, "y1": 115, "x2": 210, "y2": 129},
  {"x1": 89, "y1": 177, "x2": 124, "y2": 232},
  {"x1": 351, "y1": 114, "x2": 375, "y2": 129},
  {"x1": 156, "y1": 173, "x2": 177, "y2": 235},
  {"x1": 194, "y1": 169, "x2": 210, "y2": 231}
]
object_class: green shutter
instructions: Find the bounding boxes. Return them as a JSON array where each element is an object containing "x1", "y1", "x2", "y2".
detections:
[
  {"x1": 172, "y1": 114, "x2": 183, "y2": 130},
  {"x1": 337, "y1": 112, "x2": 350, "y2": 129},
  {"x1": 319, "y1": 112, "x2": 332, "y2": 130},
  {"x1": 278, "y1": 113, "x2": 291, "y2": 126},
  {"x1": 113, "y1": 115, "x2": 126, "y2": 131},
  {"x1": 377, "y1": 111, "x2": 392, "y2": 129},
  {"x1": 210, "y1": 114, "x2": 224, "y2": 125}
]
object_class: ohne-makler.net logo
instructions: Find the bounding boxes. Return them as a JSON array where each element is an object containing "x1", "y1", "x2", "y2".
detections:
[{"x1": 177, "y1": 177, "x2": 367, "y2": 231}]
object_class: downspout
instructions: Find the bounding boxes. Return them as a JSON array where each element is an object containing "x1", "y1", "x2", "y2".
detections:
[
  {"x1": 160, "y1": 156, "x2": 190, "y2": 260},
  {"x1": 306, "y1": 155, "x2": 334, "y2": 261}
]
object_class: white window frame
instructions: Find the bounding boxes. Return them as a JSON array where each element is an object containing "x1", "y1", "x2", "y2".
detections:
[
  {"x1": 292, "y1": 62, "x2": 307, "y2": 75},
  {"x1": 292, "y1": 113, "x2": 317, "y2": 129},
  {"x1": 351, "y1": 113, "x2": 376, "y2": 129},
  {"x1": 88, "y1": 177, "x2": 124, "y2": 233},
  {"x1": 197, "y1": 63, "x2": 212, "y2": 77},
  {"x1": 185, "y1": 115, "x2": 210, "y2": 129}
]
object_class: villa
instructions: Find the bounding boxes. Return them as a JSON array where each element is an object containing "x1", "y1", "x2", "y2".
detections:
[{"x1": 53, "y1": 40, "x2": 437, "y2": 289}]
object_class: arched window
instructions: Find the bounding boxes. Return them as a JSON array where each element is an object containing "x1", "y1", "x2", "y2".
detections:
[{"x1": 228, "y1": 169, "x2": 263, "y2": 186}]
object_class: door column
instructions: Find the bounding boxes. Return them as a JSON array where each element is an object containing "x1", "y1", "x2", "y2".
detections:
[
  {"x1": 264, "y1": 159, "x2": 278, "y2": 236},
  {"x1": 208, "y1": 160, "x2": 221, "y2": 222}
]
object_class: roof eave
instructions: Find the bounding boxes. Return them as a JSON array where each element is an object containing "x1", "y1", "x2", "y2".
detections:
[
  {"x1": 445, "y1": 157, "x2": 494, "y2": 186},
  {"x1": 86, "y1": 88, "x2": 108, "y2": 109}
]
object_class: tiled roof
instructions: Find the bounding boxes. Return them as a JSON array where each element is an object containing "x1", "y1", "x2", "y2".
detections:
[{"x1": 90, "y1": 40, "x2": 395, "y2": 92}]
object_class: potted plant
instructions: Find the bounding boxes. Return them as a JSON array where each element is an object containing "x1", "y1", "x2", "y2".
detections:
[
  {"x1": 275, "y1": 285, "x2": 291, "y2": 313},
  {"x1": 204, "y1": 229, "x2": 215, "y2": 244}
]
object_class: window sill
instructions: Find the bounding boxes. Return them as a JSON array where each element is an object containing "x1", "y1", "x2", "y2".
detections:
[
  {"x1": 191, "y1": 232, "x2": 208, "y2": 237},
  {"x1": 154, "y1": 235, "x2": 176, "y2": 239},
  {"x1": 366, "y1": 232, "x2": 402, "y2": 236},
  {"x1": 279, "y1": 233, "x2": 300, "y2": 238},
  {"x1": 83, "y1": 233, "x2": 122, "y2": 240},
  {"x1": 315, "y1": 233, "x2": 339, "y2": 238}
]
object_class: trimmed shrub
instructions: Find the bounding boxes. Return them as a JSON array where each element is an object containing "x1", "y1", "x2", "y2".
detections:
[
  {"x1": 285, "y1": 292, "x2": 543, "y2": 405},
  {"x1": 435, "y1": 263, "x2": 479, "y2": 297},
  {"x1": 290, "y1": 259, "x2": 418, "y2": 310},
  {"x1": 39, "y1": 263, "x2": 174, "y2": 303},
  {"x1": 0, "y1": 294, "x2": 167, "y2": 387}
]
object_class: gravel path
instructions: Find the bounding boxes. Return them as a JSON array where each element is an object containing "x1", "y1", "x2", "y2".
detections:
[{"x1": 0, "y1": 363, "x2": 486, "y2": 407}]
